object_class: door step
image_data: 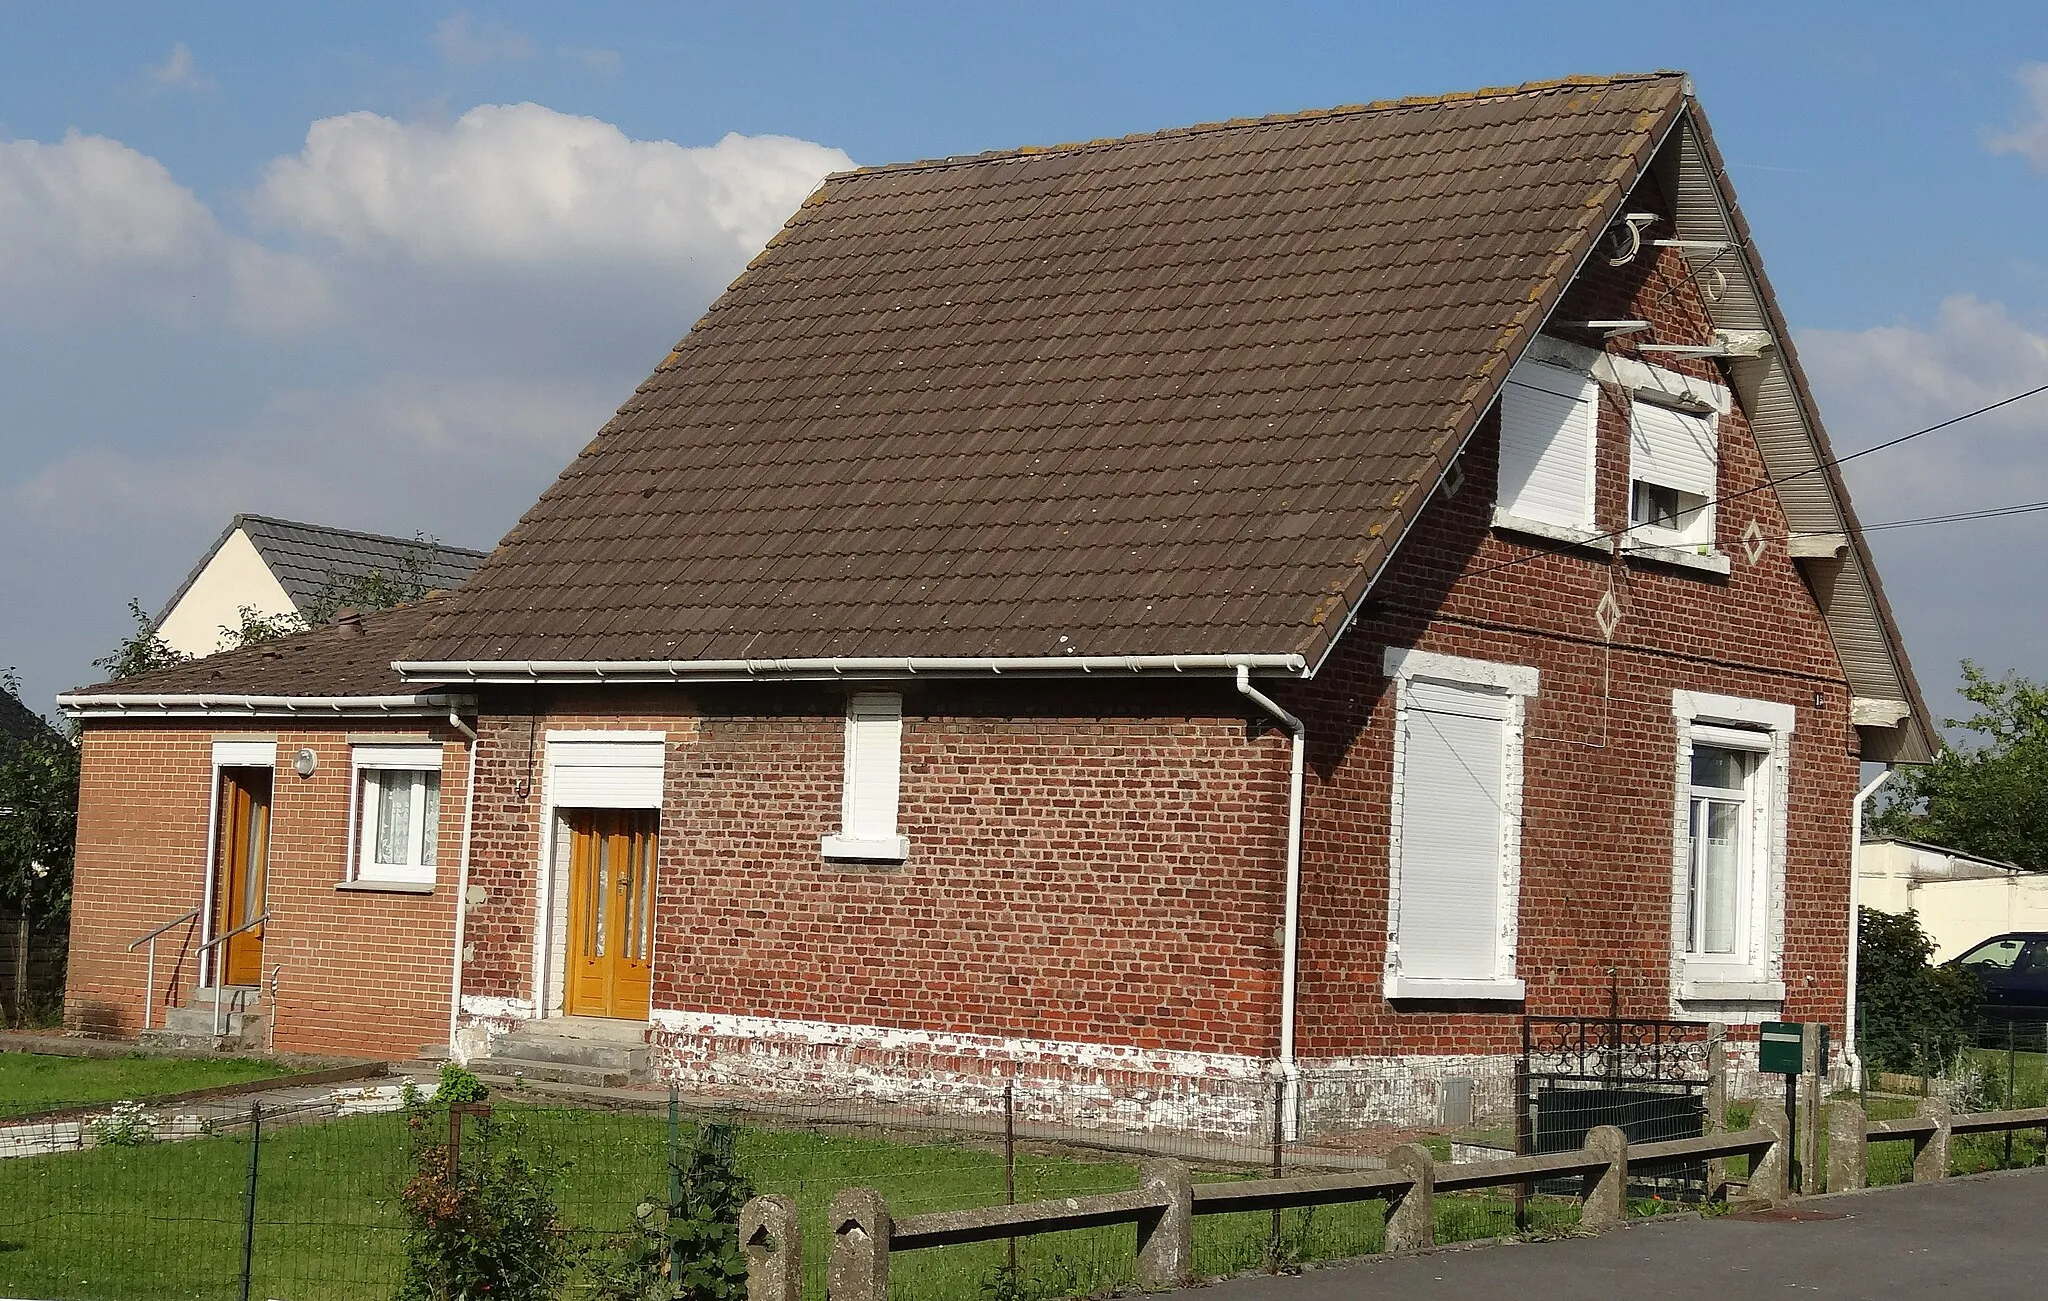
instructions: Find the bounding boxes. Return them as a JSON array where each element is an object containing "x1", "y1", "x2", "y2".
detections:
[
  {"x1": 470, "y1": 1017, "x2": 652, "y2": 1088},
  {"x1": 149, "y1": 987, "x2": 267, "y2": 1052}
]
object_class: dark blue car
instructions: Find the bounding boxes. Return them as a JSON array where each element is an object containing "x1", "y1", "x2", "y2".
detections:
[{"x1": 1951, "y1": 933, "x2": 2048, "y2": 1023}]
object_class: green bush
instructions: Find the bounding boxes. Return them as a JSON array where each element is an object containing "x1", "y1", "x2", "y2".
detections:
[
  {"x1": 587, "y1": 1122, "x2": 752, "y2": 1301},
  {"x1": 1857, "y1": 907, "x2": 1981, "y2": 1074},
  {"x1": 397, "y1": 1108, "x2": 571, "y2": 1301}
]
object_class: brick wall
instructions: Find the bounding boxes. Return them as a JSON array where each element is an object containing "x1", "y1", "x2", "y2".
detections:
[{"x1": 66, "y1": 719, "x2": 466, "y2": 1061}]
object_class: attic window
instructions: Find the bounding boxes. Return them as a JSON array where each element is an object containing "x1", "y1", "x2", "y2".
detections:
[
  {"x1": 1628, "y1": 401, "x2": 1718, "y2": 552},
  {"x1": 1495, "y1": 359, "x2": 1598, "y2": 534}
]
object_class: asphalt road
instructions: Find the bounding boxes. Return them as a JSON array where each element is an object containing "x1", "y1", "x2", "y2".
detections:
[{"x1": 1163, "y1": 1168, "x2": 2048, "y2": 1300}]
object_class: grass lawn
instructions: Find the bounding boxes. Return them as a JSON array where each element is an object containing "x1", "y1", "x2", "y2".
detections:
[
  {"x1": 0, "y1": 1101, "x2": 1587, "y2": 1301},
  {"x1": 0, "y1": 1052, "x2": 290, "y2": 1118}
]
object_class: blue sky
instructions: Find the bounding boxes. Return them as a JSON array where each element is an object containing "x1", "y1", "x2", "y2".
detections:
[{"x1": 4, "y1": 2, "x2": 2046, "y2": 726}]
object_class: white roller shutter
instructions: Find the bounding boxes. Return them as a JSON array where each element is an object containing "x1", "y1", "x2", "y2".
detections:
[
  {"x1": 842, "y1": 693, "x2": 902, "y2": 839},
  {"x1": 1498, "y1": 360, "x2": 1597, "y2": 528},
  {"x1": 1396, "y1": 681, "x2": 1509, "y2": 981},
  {"x1": 1630, "y1": 402, "x2": 1717, "y2": 498},
  {"x1": 548, "y1": 739, "x2": 665, "y2": 809}
]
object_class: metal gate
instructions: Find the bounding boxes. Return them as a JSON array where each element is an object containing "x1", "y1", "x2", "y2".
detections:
[{"x1": 1518, "y1": 1015, "x2": 1714, "y2": 1212}]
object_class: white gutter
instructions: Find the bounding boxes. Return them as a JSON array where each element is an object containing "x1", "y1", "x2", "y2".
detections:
[
  {"x1": 445, "y1": 706, "x2": 481, "y2": 1061},
  {"x1": 392, "y1": 653, "x2": 1307, "y2": 685},
  {"x1": 58, "y1": 692, "x2": 470, "y2": 719},
  {"x1": 1235, "y1": 665, "x2": 1305, "y2": 1134},
  {"x1": 1844, "y1": 766, "x2": 1893, "y2": 1084}
]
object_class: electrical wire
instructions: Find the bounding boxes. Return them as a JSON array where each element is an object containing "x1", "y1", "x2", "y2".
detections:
[
  {"x1": 1858, "y1": 498, "x2": 2048, "y2": 534},
  {"x1": 1463, "y1": 379, "x2": 2048, "y2": 580}
]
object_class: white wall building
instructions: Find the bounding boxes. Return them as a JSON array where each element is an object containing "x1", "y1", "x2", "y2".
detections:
[{"x1": 1859, "y1": 838, "x2": 2048, "y2": 961}]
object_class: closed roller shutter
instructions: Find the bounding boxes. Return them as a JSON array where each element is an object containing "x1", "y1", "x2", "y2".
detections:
[
  {"x1": 1397, "y1": 681, "x2": 1509, "y2": 980},
  {"x1": 1630, "y1": 402, "x2": 1717, "y2": 497},
  {"x1": 1498, "y1": 360, "x2": 1597, "y2": 528},
  {"x1": 549, "y1": 740, "x2": 665, "y2": 809}
]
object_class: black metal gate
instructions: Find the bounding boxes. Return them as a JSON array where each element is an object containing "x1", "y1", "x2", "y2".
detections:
[{"x1": 1517, "y1": 1015, "x2": 1713, "y2": 1214}]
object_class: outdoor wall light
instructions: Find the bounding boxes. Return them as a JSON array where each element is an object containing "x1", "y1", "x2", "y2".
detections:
[{"x1": 293, "y1": 748, "x2": 318, "y2": 778}]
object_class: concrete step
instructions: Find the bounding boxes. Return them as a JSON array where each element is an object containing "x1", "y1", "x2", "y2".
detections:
[
  {"x1": 139, "y1": 1028, "x2": 241, "y2": 1054},
  {"x1": 511, "y1": 1016, "x2": 648, "y2": 1045},
  {"x1": 488, "y1": 1036, "x2": 648, "y2": 1071},
  {"x1": 162, "y1": 1005, "x2": 265, "y2": 1041},
  {"x1": 470, "y1": 1056, "x2": 634, "y2": 1089}
]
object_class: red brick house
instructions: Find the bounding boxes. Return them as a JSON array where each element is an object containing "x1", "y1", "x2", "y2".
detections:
[{"x1": 60, "y1": 74, "x2": 1934, "y2": 1132}]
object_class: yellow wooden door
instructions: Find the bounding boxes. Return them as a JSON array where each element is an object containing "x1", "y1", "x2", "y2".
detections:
[
  {"x1": 564, "y1": 810, "x2": 656, "y2": 1020},
  {"x1": 216, "y1": 768, "x2": 271, "y2": 987}
]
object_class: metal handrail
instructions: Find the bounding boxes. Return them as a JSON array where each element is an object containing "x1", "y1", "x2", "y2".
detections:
[
  {"x1": 126, "y1": 908, "x2": 200, "y2": 1033},
  {"x1": 198, "y1": 912, "x2": 269, "y2": 1037}
]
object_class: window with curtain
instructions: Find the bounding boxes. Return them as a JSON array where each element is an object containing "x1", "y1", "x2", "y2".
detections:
[{"x1": 351, "y1": 744, "x2": 445, "y2": 885}]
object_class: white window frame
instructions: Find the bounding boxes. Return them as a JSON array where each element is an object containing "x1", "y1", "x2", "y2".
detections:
[
  {"x1": 1669, "y1": 691, "x2": 1794, "y2": 1015},
  {"x1": 822, "y1": 692, "x2": 909, "y2": 862},
  {"x1": 347, "y1": 744, "x2": 445, "y2": 887},
  {"x1": 1627, "y1": 396, "x2": 1720, "y2": 553},
  {"x1": 1382, "y1": 648, "x2": 1538, "y2": 1001}
]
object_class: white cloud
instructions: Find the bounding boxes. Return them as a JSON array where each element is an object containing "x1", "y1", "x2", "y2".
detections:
[
  {"x1": 1987, "y1": 62, "x2": 2048, "y2": 173},
  {"x1": 148, "y1": 42, "x2": 216, "y2": 93},
  {"x1": 249, "y1": 103, "x2": 851, "y2": 270},
  {"x1": 1800, "y1": 296, "x2": 2048, "y2": 707},
  {"x1": 430, "y1": 12, "x2": 536, "y2": 68},
  {"x1": 0, "y1": 130, "x2": 216, "y2": 289}
]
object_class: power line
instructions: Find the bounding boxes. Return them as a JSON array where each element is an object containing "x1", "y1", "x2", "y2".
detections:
[
  {"x1": 1463, "y1": 378, "x2": 2048, "y2": 580},
  {"x1": 1860, "y1": 499, "x2": 2048, "y2": 534}
]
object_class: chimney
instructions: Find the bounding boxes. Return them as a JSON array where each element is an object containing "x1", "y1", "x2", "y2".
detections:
[{"x1": 333, "y1": 607, "x2": 364, "y2": 638}]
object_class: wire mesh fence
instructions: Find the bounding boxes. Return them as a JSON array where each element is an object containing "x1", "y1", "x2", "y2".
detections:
[{"x1": 5, "y1": 1022, "x2": 2044, "y2": 1301}]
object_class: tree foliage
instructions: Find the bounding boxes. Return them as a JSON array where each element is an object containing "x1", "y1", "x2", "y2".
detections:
[
  {"x1": 93, "y1": 599, "x2": 190, "y2": 680},
  {"x1": 0, "y1": 672, "x2": 78, "y2": 1023},
  {"x1": 1870, "y1": 663, "x2": 2048, "y2": 871},
  {"x1": 1857, "y1": 906, "x2": 1981, "y2": 1074}
]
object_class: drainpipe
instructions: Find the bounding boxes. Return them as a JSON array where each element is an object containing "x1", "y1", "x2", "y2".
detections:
[
  {"x1": 446, "y1": 706, "x2": 481, "y2": 1061},
  {"x1": 1844, "y1": 767, "x2": 1893, "y2": 1085},
  {"x1": 1235, "y1": 666, "x2": 1305, "y2": 1132}
]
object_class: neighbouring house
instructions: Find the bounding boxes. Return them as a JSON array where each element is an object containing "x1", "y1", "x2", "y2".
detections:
[
  {"x1": 59, "y1": 74, "x2": 1937, "y2": 1136},
  {"x1": 152, "y1": 514, "x2": 486, "y2": 658},
  {"x1": 1860, "y1": 838, "x2": 2047, "y2": 962}
]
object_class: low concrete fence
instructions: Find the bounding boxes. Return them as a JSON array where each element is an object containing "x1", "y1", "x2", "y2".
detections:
[{"x1": 737, "y1": 1096, "x2": 2048, "y2": 1299}]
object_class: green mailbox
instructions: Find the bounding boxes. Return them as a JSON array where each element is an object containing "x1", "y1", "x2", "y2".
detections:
[{"x1": 1759, "y1": 1021, "x2": 1805, "y2": 1074}]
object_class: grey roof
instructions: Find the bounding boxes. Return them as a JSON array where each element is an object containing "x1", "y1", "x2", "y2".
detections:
[{"x1": 158, "y1": 515, "x2": 487, "y2": 624}]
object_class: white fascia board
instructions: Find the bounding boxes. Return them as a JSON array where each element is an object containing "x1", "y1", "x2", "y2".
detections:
[
  {"x1": 59, "y1": 692, "x2": 473, "y2": 719},
  {"x1": 391, "y1": 653, "x2": 1308, "y2": 685}
]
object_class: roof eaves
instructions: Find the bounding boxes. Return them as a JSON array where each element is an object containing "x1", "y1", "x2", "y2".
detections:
[{"x1": 1681, "y1": 106, "x2": 1939, "y2": 762}]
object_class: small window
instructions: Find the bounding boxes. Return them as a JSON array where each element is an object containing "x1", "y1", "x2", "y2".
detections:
[
  {"x1": 821, "y1": 693, "x2": 909, "y2": 862},
  {"x1": 351, "y1": 744, "x2": 444, "y2": 885},
  {"x1": 1629, "y1": 401, "x2": 1718, "y2": 550}
]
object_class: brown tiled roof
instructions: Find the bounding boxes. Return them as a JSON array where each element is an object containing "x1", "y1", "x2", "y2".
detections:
[
  {"x1": 65, "y1": 600, "x2": 447, "y2": 700},
  {"x1": 405, "y1": 74, "x2": 1691, "y2": 668}
]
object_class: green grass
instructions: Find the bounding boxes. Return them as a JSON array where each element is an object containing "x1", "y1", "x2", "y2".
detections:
[
  {"x1": 0, "y1": 1101, "x2": 1594, "y2": 1301},
  {"x1": 0, "y1": 1052, "x2": 290, "y2": 1117}
]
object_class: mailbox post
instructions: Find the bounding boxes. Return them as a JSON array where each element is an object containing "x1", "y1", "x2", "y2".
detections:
[{"x1": 1760, "y1": 1021, "x2": 1828, "y2": 1193}]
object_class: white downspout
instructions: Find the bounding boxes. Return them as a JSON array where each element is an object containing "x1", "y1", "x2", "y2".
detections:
[
  {"x1": 1236, "y1": 666, "x2": 1305, "y2": 1134},
  {"x1": 446, "y1": 707, "x2": 481, "y2": 1061},
  {"x1": 1845, "y1": 767, "x2": 1893, "y2": 1085}
]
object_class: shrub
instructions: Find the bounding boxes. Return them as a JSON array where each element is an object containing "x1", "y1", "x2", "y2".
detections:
[
  {"x1": 587, "y1": 1122, "x2": 753, "y2": 1301},
  {"x1": 1858, "y1": 906, "x2": 1981, "y2": 1074},
  {"x1": 88, "y1": 1100, "x2": 158, "y2": 1147},
  {"x1": 396, "y1": 1108, "x2": 570, "y2": 1301}
]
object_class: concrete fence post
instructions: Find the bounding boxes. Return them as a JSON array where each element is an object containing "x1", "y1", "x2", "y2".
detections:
[
  {"x1": 740, "y1": 1194, "x2": 802, "y2": 1301},
  {"x1": 1912, "y1": 1099, "x2": 1952, "y2": 1183},
  {"x1": 1579, "y1": 1125, "x2": 1627, "y2": 1230},
  {"x1": 1704, "y1": 1023, "x2": 1729, "y2": 1201},
  {"x1": 1383, "y1": 1143, "x2": 1435, "y2": 1252},
  {"x1": 826, "y1": 1186, "x2": 891, "y2": 1301},
  {"x1": 1749, "y1": 1097, "x2": 1791, "y2": 1202},
  {"x1": 1135, "y1": 1158, "x2": 1194, "y2": 1290},
  {"x1": 1825, "y1": 1101, "x2": 1868, "y2": 1193}
]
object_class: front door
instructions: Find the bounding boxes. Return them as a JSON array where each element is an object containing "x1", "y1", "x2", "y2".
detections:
[
  {"x1": 215, "y1": 767, "x2": 272, "y2": 987},
  {"x1": 563, "y1": 809, "x2": 656, "y2": 1020}
]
